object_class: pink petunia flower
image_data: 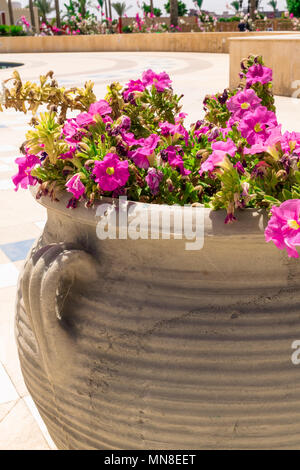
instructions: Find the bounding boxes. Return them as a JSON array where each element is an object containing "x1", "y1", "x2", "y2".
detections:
[
  {"x1": 122, "y1": 132, "x2": 144, "y2": 147},
  {"x1": 246, "y1": 64, "x2": 273, "y2": 85},
  {"x1": 65, "y1": 174, "x2": 85, "y2": 199},
  {"x1": 130, "y1": 134, "x2": 160, "y2": 169},
  {"x1": 175, "y1": 113, "x2": 188, "y2": 124},
  {"x1": 199, "y1": 139, "x2": 237, "y2": 176},
  {"x1": 12, "y1": 154, "x2": 40, "y2": 190},
  {"x1": 76, "y1": 113, "x2": 95, "y2": 128},
  {"x1": 238, "y1": 106, "x2": 277, "y2": 146},
  {"x1": 89, "y1": 100, "x2": 112, "y2": 117},
  {"x1": 145, "y1": 168, "x2": 163, "y2": 195},
  {"x1": 227, "y1": 89, "x2": 261, "y2": 120},
  {"x1": 265, "y1": 199, "x2": 300, "y2": 258},
  {"x1": 63, "y1": 119, "x2": 83, "y2": 143},
  {"x1": 123, "y1": 79, "x2": 145, "y2": 101},
  {"x1": 282, "y1": 131, "x2": 300, "y2": 156},
  {"x1": 211, "y1": 140, "x2": 237, "y2": 157},
  {"x1": 74, "y1": 100, "x2": 112, "y2": 128},
  {"x1": 165, "y1": 146, "x2": 191, "y2": 176},
  {"x1": 93, "y1": 153, "x2": 130, "y2": 192},
  {"x1": 58, "y1": 146, "x2": 76, "y2": 160},
  {"x1": 120, "y1": 115, "x2": 131, "y2": 131},
  {"x1": 159, "y1": 121, "x2": 189, "y2": 146},
  {"x1": 194, "y1": 126, "x2": 210, "y2": 139},
  {"x1": 142, "y1": 70, "x2": 172, "y2": 92},
  {"x1": 244, "y1": 125, "x2": 283, "y2": 157}
]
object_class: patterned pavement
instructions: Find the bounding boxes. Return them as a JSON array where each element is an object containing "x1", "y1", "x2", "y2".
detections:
[{"x1": 0, "y1": 51, "x2": 299, "y2": 450}]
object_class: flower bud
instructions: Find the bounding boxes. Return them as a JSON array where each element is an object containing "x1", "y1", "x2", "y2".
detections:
[{"x1": 276, "y1": 170, "x2": 287, "y2": 181}]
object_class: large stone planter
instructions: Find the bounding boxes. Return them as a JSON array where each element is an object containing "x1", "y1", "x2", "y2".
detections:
[{"x1": 15, "y1": 192, "x2": 300, "y2": 450}]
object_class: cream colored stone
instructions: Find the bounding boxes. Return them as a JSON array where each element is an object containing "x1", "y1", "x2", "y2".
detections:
[
  {"x1": 0, "y1": 0, "x2": 39, "y2": 28},
  {"x1": 24, "y1": 396, "x2": 57, "y2": 450},
  {"x1": 0, "y1": 251, "x2": 10, "y2": 264},
  {"x1": 0, "y1": 31, "x2": 294, "y2": 55},
  {"x1": 0, "y1": 224, "x2": 44, "y2": 245},
  {"x1": 0, "y1": 363, "x2": 18, "y2": 404},
  {"x1": 0, "y1": 286, "x2": 28, "y2": 398},
  {"x1": 0, "y1": 399, "x2": 18, "y2": 422},
  {"x1": 0, "y1": 189, "x2": 46, "y2": 227},
  {"x1": 229, "y1": 34, "x2": 300, "y2": 97},
  {"x1": 0, "y1": 399, "x2": 50, "y2": 450}
]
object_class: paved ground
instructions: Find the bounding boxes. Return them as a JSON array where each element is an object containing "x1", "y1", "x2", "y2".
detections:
[{"x1": 0, "y1": 51, "x2": 299, "y2": 450}]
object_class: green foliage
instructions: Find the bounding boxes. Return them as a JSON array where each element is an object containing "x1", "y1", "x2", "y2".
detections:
[
  {"x1": 26, "y1": 112, "x2": 70, "y2": 164},
  {"x1": 0, "y1": 25, "x2": 26, "y2": 36},
  {"x1": 231, "y1": 1, "x2": 240, "y2": 12},
  {"x1": 104, "y1": 81, "x2": 182, "y2": 137},
  {"x1": 268, "y1": 0, "x2": 277, "y2": 12},
  {"x1": 33, "y1": 0, "x2": 54, "y2": 22},
  {"x1": 164, "y1": 0, "x2": 187, "y2": 17},
  {"x1": 287, "y1": 0, "x2": 300, "y2": 16},
  {"x1": 122, "y1": 25, "x2": 133, "y2": 33},
  {"x1": 112, "y1": 2, "x2": 131, "y2": 17},
  {"x1": 194, "y1": 0, "x2": 203, "y2": 8},
  {"x1": 142, "y1": 3, "x2": 162, "y2": 16},
  {"x1": 63, "y1": 0, "x2": 93, "y2": 20},
  {"x1": 218, "y1": 16, "x2": 241, "y2": 22}
]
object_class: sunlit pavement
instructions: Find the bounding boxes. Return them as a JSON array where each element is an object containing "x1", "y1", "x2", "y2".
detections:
[{"x1": 0, "y1": 51, "x2": 299, "y2": 450}]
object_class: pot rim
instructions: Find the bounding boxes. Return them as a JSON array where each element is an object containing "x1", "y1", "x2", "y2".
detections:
[{"x1": 31, "y1": 186, "x2": 268, "y2": 238}]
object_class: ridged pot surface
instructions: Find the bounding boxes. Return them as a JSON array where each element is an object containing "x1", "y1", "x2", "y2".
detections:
[{"x1": 15, "y1": 193, "x2": 300, "y2": 450}]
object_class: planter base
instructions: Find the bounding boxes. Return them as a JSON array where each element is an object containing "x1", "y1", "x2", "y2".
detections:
[{"x1": 15, "y1": 196, "x2": 300, "y2": 449}]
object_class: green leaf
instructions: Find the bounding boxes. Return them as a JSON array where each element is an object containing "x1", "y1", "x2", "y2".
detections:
[
  {"x1": 263, "y1": 195, "x2": 280, "y2": 204},
  {"x1": 282, "y1": 189, "x2": 293, "y2": 200},
  {"x1": 294, "y1": 171, "x2": 300, "y2": 184}
]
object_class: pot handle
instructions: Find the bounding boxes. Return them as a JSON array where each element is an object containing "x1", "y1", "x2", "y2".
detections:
[{"x1": 20, "y1": 242, "x2": 98, "y2": 383}]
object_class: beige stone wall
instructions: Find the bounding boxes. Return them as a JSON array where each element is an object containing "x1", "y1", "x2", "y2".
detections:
[
  {"x1": 0, "y1": 0, "x2": 39, "y2": 29},
  {"x1": 229, "y1": 35, "x2": 300, "y2": 97},
  {"x1": 12, "y1": 8, "x2": 39, "y2": 29},
  {"x1": 0, "y1": 31, "x2": 294, "y2": 54},
  {"x1": 0, "y1": 0, "x2": 6, "y2": 12}
]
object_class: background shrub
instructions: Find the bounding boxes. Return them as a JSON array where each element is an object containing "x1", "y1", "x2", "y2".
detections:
[{"x1": 287, "y1": 0, "x2": 300, "y2": 17}]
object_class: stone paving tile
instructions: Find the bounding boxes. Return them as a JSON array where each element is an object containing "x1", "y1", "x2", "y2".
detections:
[
  {"x1": 0, "y1": 239, "x2": 36, "y2": 262},
  {"x1": 1, "y1": 349, "x2": 28, "y2": 400},
  {"x1": 0, "y1": 145, "x2": 18, "y2": 153},
  {"x1": 0, "y1": 286, "x2": 17, "y2": 362},
  {"x1": 1, "y1": 190, "x2": 46, "y2": 227},
  {"x1": 24, "y1": 396, "x2": 57, "y2": 450},
  {"x1": 0, "y1": 399, "x2": 50, "y2": 450},
  {"x1": 0, "y1": 250, "x2": 10, "y2": 264},
  {"x1": 0, "y1": 399, "x2": 19, "y2": 422},
  {"x1": 0, "y1": 264, "x2": 19, "y2": 289},
  {"x1": 0, "y1": 156, "x2": 17, "y2": 165},
  {"x1": 0, "y1": 179, "x2": 14, "y2": 190},
  {"x1": 0, "y1": 223, "x2": 43, "y2": 245},
  {"x1": 0, "y1": 363, "x2": 18, "y2": 405},
  {"x1": 0, "y1": 285, "x2": 28, "y2": 398},
  {"x1": 34, "y1": 220, "x2": 46, "y2": 230},
  {"x1": 0, "y1": 163, "x2": 12, "y2": 173}
]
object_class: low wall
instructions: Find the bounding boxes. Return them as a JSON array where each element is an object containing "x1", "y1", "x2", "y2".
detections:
[
  {"x1": 229, "y1": 34, "x2": 300, "y2": 97},
  {"x1": 122, "y1": 17, "x2": 294, "y2": 32},
  {"x1": 0, "y1": 31, "x2": 294, "y2": 55}
]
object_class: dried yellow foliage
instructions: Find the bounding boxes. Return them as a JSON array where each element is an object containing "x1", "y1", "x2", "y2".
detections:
[{"x1": 1, "y1": 70, "x2": 96, "y2": 122}]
